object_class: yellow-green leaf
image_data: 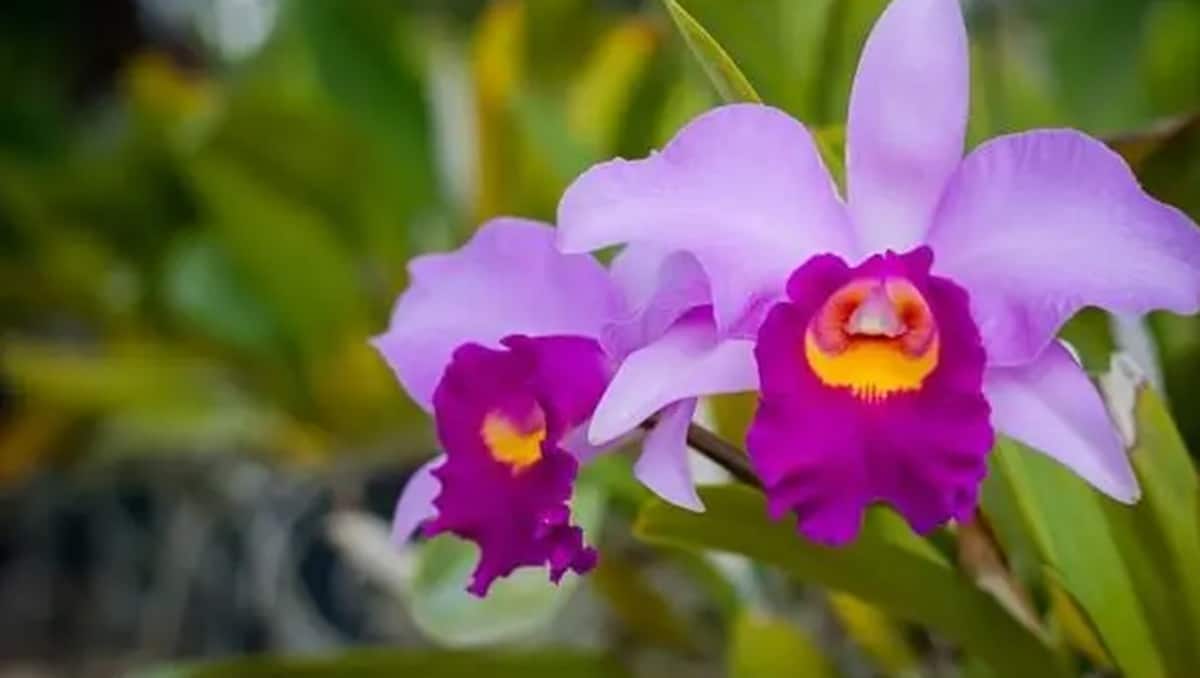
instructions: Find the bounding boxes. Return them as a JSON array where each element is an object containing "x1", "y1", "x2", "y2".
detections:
[
  {"x1": 827, "y1": 593, "x2": 920, "y2": 676},
  {"x1": 661, "y1": 0, "x2": 761, "y2": 104},
  {"x1": 729, "y1": 611, "x2": 836, "y2": 678},
  {"x1": 636, "y1": 485, "x2": 1065, "y2": 677},
  {"x1": 130, "y1": 649, "x2": 627, "y2": 678},
  {"x1": 567, "y1": 19, "x2": 659, "y2": 154},
  {"x1": 590, "y1": 554, "x2": 695, "y2": 652},
  {"x1": 986, "y1": 355, "x2": 1200, "y2": 677},
  {"x1": 983, "y1": 439, "x2": 1165, "y2": 677}
]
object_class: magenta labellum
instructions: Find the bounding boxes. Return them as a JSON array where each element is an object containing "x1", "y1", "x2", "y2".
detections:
[
  {"x1": 749, "y1": 248, "x2": 992, "y2": 544},
  {"x1": 428, "y1": 335, "x2": 607, "y2": 595}
]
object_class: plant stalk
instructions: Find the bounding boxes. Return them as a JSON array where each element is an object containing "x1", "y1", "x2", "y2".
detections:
[{"x1": 640, "y1": 419, "x2": 762, "y2": 489}]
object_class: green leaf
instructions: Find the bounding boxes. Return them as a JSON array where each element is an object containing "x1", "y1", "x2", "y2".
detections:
[
  {"x1": 636, "y1": 485, "x2": 1065, "y2": 677},
  {"x1": 709, "y1": 392, "x2": 757, "y2": 444},
  {"x1": 729, "y1": 611, "x2": 836, "y2": 678},
  {"x1": 1045, "y1": 570, "x2": 1112, "y2": 670},
  {"x1": 188, "y1": 155, "x2": 366, "y2": 365},
  {"x1": 129, "y1": 649, "x2": 627, "y2": 678},
  {"x1": 1142, "y1": 2, "x2": 1200, "y2": 113},
  {"x1": 984, "y1": 356, "x2": 1200, "y2": 678},
  {"x1": 294, "y1": 0, "x2": 436, "y2": 213},
  {"x1": 2, "y1": 341, "x2": 214, "y2": 415},
  {"x1": 827, "y1": 593, "x2": 920, "y2": 676},
  {"x1": 814, "y1": 125, "x2": 846, "y2": 193},
  {"x1": 0, "y1": 340, "x2": 281, "y2": 455},
  {"x1": 1126, "y1": 115, "x2": 1200, "y2": 220},
  {"x1": 566, "y1": 19, "x2": 659, "y2": 155},
  {"x1": 1099, "y1": 363, "x2": 1200, "y2": 672},
  {"x1": 590, "y1": 553, "x2": 695, "y2": 652},
  {"x1": 661, "y1": 0, "x2": 762, "y2": 104},
  {"x1": 406, "y1": 482, "x2": 607, "y2": 646},
  {"x1": 1057, "y1": 308, "x2": 1116, "y2": 373},
  {"x1": 665, "y1": 0, "x2": 835, "y2": 120},
  {"x1": 469, "y1": 0, "x2": 532, "y2": 222},
  {"x1": 511, "y1": 92, "x2": 597, "y2": 184},
  {"x1": 821, "y1": 0, "x2": 889, "y2": 124},
  {"x1": 205, "y1": 92, "x2": 418, "y2": 282},
  {"x1": 983, "y1": 439, "x2": 1165, "y2": 677},
  {"x1": 1039, "y1": 1, "x2": 1151, "y2": 131},
  {"x1": 163, "y1": 233, "x2": 280, "y2": 355}
]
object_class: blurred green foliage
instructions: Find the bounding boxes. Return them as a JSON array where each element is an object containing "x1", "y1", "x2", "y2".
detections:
[
  {"x1": 3, "y1": 0, "x2": 1200, "y2": 676},
  {"x1": 3, "y1": 0, "x2": 1199, "y2": 470},
  {"x1": 133, "y1": 648, "x2": 628, "y2": 678}
]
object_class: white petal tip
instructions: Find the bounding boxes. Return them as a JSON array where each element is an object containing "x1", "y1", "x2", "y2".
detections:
[
  {"x1": 641, "y1": 482, "x2": 705, "y2": 513},
  {"x1": 586, "y1": 420, "x2": 625, "y2": 447},
  {"x1": 553, "y1": 229, "x2": 579, "y2": 253},
  {"x1": 587, "y1": 404, "x2": 643, "y2": 445},
  {"x1": 666, "y1": 492, "x2": 705, "y2": 513},
  {"x1": 1106, "y1": 480, "x2": 1142, "y2": 505}
]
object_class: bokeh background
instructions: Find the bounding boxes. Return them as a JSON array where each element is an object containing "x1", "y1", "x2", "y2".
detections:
[{"x1": 1, "y1": 0, "x2": 1199, "y2": 676}]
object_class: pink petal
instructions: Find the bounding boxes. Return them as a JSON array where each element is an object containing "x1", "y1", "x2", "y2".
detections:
[
  {"x1": 846, "y1": 0, "x2": 969, "y2": 253},
  {"x1": 587, "y1": 309, "x2": 758, "y2": 445},
  {"x1": 558, "y1": 104, "x2": 853, "y2": 333},
  {"x1": 985, "y1": 341, "x2": 1139, "y2": 503},
  {"x1": 371, "y1": 219, "x2": 625, "y2": 410},
  {"x1": 636, "y1": 398, "x2": 704, "y2": 512},
  {"x1": 928, "y1": 130, "x2": 1200, "y2": 365},
  {"x1": 390, "y1": 456, "x2": 443, "y2": 546},
  {"x1": 604, "y1": 247, "x2": 711, "y2": 361}
]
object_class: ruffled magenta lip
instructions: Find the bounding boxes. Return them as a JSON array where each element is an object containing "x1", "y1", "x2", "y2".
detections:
[
  {"x1": 748, "y1": 247, "x2": 993, "y2": 545},
  {"x1": 425, "y1": 335, "x2": 609, "y2": 596}
]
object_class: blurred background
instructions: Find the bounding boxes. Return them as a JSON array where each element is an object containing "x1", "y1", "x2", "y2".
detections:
[{"x1": 1, "y1": 0, "x2": 1198, "y2": 676}]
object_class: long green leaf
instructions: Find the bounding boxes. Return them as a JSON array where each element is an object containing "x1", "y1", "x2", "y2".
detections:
[
  {"x1": 295, "y1": 0, "x2": 436, "y2": 216},
  {"x1": 661, "y1": 0, "x2": 762, "y2": 104},
  {"x1": 985, "y1": 357, "x2": 1200, "y2": 677},
  {"x1": 666, "y1": 0, "x2": 836, "y2": 119},
  {"x1": 658, "y1": 1, "x2": 847, "y2": 191},
  {"x1": 188, "y1": 155, "x2": 366, "y2": 365},
  {"x1": 130, "y1": 649, "x2": 627, "y2": 678},
  {"x1": 729, "y1": 611, "x2": 836, "y2": 678},
  {"x1": 984, "y1": 439, "x2": 1165, "y2": 677},
  {"x1": 1099, "y1": 364, "x2": 1200, "y2": 672},
  {"x1": 590, "y1": 553, "x2": 696, "y2": 652},
  {"x1": 827, "y1": 593, "x2": 920, "y2": 676},
  {"x1": 635, "y1": 485, "x2": 1065, "y2": 677}
]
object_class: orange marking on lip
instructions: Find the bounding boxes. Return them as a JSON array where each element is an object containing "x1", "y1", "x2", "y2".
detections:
[{"x1": 806, "y1": 277, "x2": 939, "y2": 401}]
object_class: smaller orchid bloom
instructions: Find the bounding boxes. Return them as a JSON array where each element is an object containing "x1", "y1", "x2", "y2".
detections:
[
  {"x1": 373, "y1": 219, "x2": 751, "y2": 595},
  {"x1": 557, "y1": 0, "x2": 1200, "y2": 544}
]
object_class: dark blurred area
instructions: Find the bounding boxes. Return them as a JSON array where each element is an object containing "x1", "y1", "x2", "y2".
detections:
[{"x1": 1, "y1": 0, "x2": 1199, "y2": 676}]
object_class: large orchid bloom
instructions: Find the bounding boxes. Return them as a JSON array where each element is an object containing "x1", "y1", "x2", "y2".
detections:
[
  {"x1": 374, "y1": 219, "x2": 753, "y2": 595},
  {"x1": 557, "y1": 0, "x2": 1200, "y2": 544}
]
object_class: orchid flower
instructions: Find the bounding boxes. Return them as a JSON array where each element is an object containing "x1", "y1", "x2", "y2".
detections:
[
  {"x1": 557, "y1": 0, "x2": 1200, "y2": 544},
  {"x1": 373, "y1": 219, "x2": 754, "y2": 595}
]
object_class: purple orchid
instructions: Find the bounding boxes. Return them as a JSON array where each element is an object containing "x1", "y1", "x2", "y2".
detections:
[
  {"x1": 557, "y1": 0, "x2": 1200, "y2": 544},
  {"x1": 374, "y1": 219, "x2": 754, "y2": 595}
]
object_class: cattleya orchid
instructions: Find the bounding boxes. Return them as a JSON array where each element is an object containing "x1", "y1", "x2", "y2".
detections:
[
  {"x1": 374, "y1": 219, "x2": 754, "y2": 595},
  {"x1": 556, "y1": 0, "x2": 1200, "y2": 544}
]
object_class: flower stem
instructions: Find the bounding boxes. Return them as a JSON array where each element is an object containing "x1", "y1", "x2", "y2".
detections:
[
  {"x1": 638, "y1": 412, "x2": 758, "y2": 487},
  {"x1": 639, "y1": 417, "x2": 761, "y2": 488},
  {"x1": 685, "y1": 423, "x2": 763, "y2": 488}
]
